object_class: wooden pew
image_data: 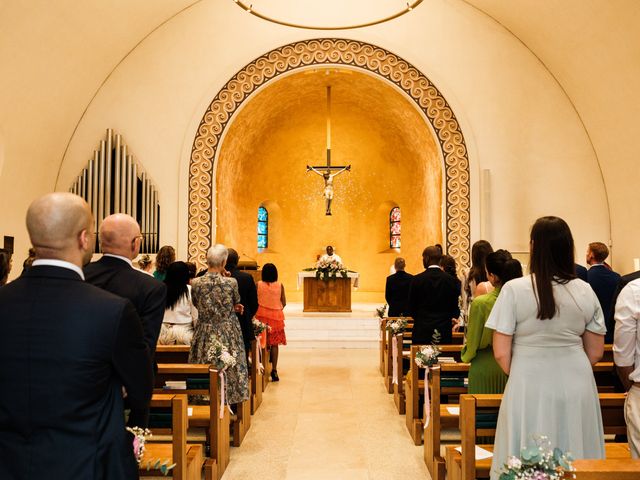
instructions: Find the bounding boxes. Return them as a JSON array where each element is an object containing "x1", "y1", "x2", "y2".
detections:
[
  {"x1": 423, "y1": 363, "x2": 469, "y2": 480},
  {"x1": 142, "y1": 394, "x2": 206, "y2": 480},
  {"x1": 572, "y1": 459, "x2": 640, "y2": 479},
  {"x1": 250, "y1": 339, "x2": 263, "y2": 414},
  {"x1": 156, "y1": 344, "x2": 191, "y2": 364},
  {"x1": 155, "y1": 364, "x2": 231, "y2": 480},
  {"x1": 421, "y1": 361, "x2": 617, "y2": 480},
  {"x1": 379, "y1": 317, "x2": 388, "y2": 376},
  {"x1": 445, "y1": 393, "x2": 629, "y2": 480},
  {"x1": 383, "y1": 317, "x2": 410, "y2": 393},
  {"x1": 393, "y1": 330, "x2": 412, "y2": 414},
  {"x1": 405, "y1": 345, "x2": 463, "y2": 445}
]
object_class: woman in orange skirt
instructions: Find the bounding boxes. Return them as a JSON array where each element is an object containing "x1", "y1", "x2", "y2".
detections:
[{"x1": 255, "y1": 263, "x2": 286, "y2": 381}]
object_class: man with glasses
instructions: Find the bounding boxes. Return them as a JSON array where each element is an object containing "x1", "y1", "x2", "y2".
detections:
[{"x1": 85, "y1": 213, "x2": 166, "y2": 427}]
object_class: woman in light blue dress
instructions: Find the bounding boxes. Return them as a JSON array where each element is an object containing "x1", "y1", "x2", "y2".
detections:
[{"x1": 486, "y1": 216, "x2": 606, "y2": 479}]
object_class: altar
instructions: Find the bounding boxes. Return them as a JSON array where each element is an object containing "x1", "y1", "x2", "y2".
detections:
[{"x1": 297, "y1": 271, "x2": 360, "y2": 312}]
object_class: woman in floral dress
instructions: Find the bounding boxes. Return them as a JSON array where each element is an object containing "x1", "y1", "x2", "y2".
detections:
[{"x1": 189, "y1": 244, "x2": 249, "y2": 405}]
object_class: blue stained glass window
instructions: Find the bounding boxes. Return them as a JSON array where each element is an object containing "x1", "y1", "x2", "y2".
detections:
[
  {"x1": 257, "y1": 206, "x2": 268, "y2": 248},
  {"x1": 390, "y1": 206, "x2": 401, "y2": 249}
]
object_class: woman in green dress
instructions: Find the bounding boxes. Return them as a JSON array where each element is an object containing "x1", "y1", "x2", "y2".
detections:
[{"x1": 461, "y1": 250, "x2": 522, "y2": 393}]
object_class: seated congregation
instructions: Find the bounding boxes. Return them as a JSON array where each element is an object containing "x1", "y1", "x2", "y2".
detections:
[{"x1": 382, "y1": 216, "x2": 640, "y2": 479}]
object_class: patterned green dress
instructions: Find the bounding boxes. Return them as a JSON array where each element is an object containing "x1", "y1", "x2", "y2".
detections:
[
  {"x1": 189, "y1": 272, "x2": 249, "y2": 405},
  {"x1": 460, "y1": 288, "x2": 508, "y2": 394}
]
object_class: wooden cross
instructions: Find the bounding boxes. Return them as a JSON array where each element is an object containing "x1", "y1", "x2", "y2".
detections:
[{"x1": 306, "y1": 85, "x2": 351, "y2": 216}]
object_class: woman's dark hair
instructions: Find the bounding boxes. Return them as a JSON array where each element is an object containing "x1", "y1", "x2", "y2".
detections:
[
  {"x1": 529, "y1": 216, "x2": 576, "y2": 319},
  {"x1": 185, "y1": 262, "x2": 197, "y2": 279},
  {"x1": 261, "y1": 263, "x2": 278, "y2": 282},
  {"x1": 468, "y1": 240, "x2": 493, "y2": 284},
  {"x1": 155, "y1": 245, "x2": 176, "y2": 274},
  {"x1": 440, "y1": 255, "x2": 457, "y2": 278},
  {"x1": 164, "y1": 261, "x2": 190, "y2": 310},
  {"x1": 486, "y1": 250, "x2": 523, "y2": 285}
]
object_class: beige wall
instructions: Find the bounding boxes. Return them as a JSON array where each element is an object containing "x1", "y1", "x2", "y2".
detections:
[{"x1": 2, "y1": 1, "x2": 638, "y2": 285}]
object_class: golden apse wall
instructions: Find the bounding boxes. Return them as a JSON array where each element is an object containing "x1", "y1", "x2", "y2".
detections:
[
  {"x1": 188, "y1": 38, "x2": 471, "y2": 299},
  {"x1": 215, "y1": 69, "x2": 442, "y2": 298}
]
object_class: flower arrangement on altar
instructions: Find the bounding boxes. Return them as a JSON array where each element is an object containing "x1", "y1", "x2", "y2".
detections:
[
  {"x1": 207, "y1": 337, "x2": 237, "y2": 371},
  {"x1": 375, "y1": 304, "x2": 387, "y2": 319},
  {"x1": 498, "y1": 435, "x2": 575, "y2": 480},
  {"x1": 314, "y1": 258, "x2": 348, "y2": 280},
  {"x1": 385, "y1": 317, "x2": 408, "y2": 334},
  {"x1": 252, "y1": 318, "x2": 270, "y2": 337}
]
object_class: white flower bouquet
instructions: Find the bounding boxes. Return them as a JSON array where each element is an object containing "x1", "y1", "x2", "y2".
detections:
[
  {"x1": 385, "y1": 317, "x2": 408, "y2": 335},
  {"x1": 206, "y1": 337, "x2": 237, "y2": 371}
]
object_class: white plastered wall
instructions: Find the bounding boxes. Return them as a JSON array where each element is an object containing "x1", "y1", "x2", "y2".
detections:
[{"x1": 1, "y1": 0, "x2": 617, "y2": 281}]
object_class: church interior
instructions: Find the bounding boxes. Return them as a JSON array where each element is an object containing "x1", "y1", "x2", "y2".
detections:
[{"x1": 1, "y1": 1, "x2": 640, "y2": 479}]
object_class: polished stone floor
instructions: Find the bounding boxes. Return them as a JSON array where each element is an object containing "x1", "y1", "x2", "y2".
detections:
[{"x1": 221, "y1": 348, "x2": 430, "y2": 479}]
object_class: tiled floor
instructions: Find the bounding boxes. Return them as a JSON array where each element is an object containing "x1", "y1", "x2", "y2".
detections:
[{"x1": 221, "y1": 348, "x2": 431, "y2": 479}]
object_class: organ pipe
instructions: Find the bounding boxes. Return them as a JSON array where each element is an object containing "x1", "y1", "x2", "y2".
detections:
[{"x1": 68, "y1": 129, "x2": 160, "y2": 254}]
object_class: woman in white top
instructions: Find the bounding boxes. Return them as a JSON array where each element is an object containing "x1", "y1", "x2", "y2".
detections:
[
  {"x1": 486, "y1": 216, "x2": 605, "y2": 479},
  {"x1": 159, "y1": 261, "x2": 198, "y2": 345}
]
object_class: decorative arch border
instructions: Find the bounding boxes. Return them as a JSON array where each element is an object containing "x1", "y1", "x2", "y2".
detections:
[{"x1": 189, "y1": 38, "x2": 470, "y2": 268}]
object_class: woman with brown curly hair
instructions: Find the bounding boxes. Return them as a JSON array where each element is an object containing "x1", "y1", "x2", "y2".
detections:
[{"x1": 153, "y1": 245, "x2": 175, "y2": 281}]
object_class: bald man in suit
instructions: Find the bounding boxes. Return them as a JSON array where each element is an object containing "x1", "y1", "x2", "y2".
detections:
[{"x1": 0, "y1": 193, "x2": 152, "y2": 479}]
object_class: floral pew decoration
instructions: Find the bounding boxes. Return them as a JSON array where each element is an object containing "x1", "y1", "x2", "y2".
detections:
[
  {"x1": 386, "y1": 317, "x2": 409, "y2": 385},
  {"x1": 498, "y1": 434, "x2": 574, "y2": 480},
  {"x1": 207, "y1": 337, "x2": 237, "y2": 419},
  {"x1": 252, "y1": 318, "x2": 270, "y2": 373},
  {"x1": 128, "y1": 426, "x2": 177, "y2": 475},
  {"x1": 414, "y1": 330, "x2": 442, "y2": 428}
]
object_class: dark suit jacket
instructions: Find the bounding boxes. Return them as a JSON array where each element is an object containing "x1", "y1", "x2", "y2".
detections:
[
  {"x1": 408, "y1": 267, "x2": 460, "y2": 345},
  {"x1": 385, "y1": 270, "x2": 413, "y2": 317},
  {"x1": 575, "y1": 263, "x2": 588, "y2": 281},
  {"x1": 587, "y1": 264, "x2": 621, "y2": 343},
  {"x1": 229, "y1": 268, "x2": 258, "y2": 358},
  {"x1": 85, "y1": 256, "x2": 167, "y2": 359},
  {"x1": 85, "y1": 256, "x2": 166, "y2": 427},
  {"x1": 0, "y1": 265, "x2": 152, "y2": 480}
]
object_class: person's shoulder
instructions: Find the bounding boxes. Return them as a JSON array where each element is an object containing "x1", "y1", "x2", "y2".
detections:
[{"x1": 503, "y1": 275, "x2": 531, "y2": 292}]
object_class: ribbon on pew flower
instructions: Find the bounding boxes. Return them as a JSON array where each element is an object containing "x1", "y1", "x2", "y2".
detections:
[
  {"x1": 206, "y1": 337, "x2": 238, "y2": 419},
  {"x1": 219, "y1": 368, "x2": 230, "y2": 419},
  {"x1": 392, "y1": 335, "x2": 399, "y2": 385},
  {"x1": 414, "y1": 342, "x2": 442, "y2": 429},
  {"x1": 255, "y1": 336, "x2": 264, "y2": 374}
]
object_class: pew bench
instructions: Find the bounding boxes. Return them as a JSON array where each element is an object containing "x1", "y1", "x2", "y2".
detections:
[
  {"x1": 444, "y1": 393, "x2": 630, "y2": 480},
  {"x1": 142, "y1": 394, "x2": 206, "y2": 480},
  {"x1": 156, "y1": 344, "x2": 191, "y2": 364},
  {"x1": 155, "y1": 364, "x2": 231, "y2": 480}
]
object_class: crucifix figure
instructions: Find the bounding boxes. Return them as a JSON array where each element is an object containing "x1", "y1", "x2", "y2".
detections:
[{"x1": 306, "y1": 85, "x2": 351, "y2": 216}]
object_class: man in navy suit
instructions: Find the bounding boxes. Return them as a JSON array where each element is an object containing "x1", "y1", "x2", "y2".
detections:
[
  {"x1": 408, "y1": 246, "x2": 460, "y2": 345},
  {"x1": 385, "y1": 257, "x2": 413, "y2": 317},
  {"x1": 0, "y1": 193, "x2": 152, "y2": 479},
  {"x1": 586, "y1": 242, "x2": 621, "y2": 343},
  {"x1": 85, "y1": 213, "x2": 166, "y2": 427}
]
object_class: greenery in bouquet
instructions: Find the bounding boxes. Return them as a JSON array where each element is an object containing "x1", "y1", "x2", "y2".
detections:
[
  {"x1": 385, "y1": 317, "x2": 408, "y2": 335},
  {"x1": 498, "y1": 435, "x2": 574, "y2": 480},
  {"x1": 252, "y1": 318, "x2": 269, "y2": 337},
  {"x1": 206, "y1": 337, "x2": 237, "y2": 371},
  {"x1": 375, "y1": 303, "x2": 387, "y2": 319},
  {"x1": 414, "y1": 330, "x2": 442, "y2": 367}
]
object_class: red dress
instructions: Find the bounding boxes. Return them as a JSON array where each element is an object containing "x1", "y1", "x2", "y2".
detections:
[{"x1": 256, "y1": 281, "x2": 287, "y2": 346}]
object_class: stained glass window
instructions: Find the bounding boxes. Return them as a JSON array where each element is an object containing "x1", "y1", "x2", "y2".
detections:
[
  {"x1": 257, "y1": 206, "x2": 268, "y2": 248},
  {"x1": 390, "y1": 207, "x2": 401, "y2": 249}
]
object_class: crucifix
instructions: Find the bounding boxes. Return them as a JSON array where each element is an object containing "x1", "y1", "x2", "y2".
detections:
[{"x1": 306, "y1": 85, "x2": 351, "y2": 216}]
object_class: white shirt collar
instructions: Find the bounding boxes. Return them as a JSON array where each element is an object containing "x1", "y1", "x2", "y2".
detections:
[
  {"x1": 103, "y1": 253, "x2": 133, "y2": 267},
  {"x1": 427, "y1": 265, "x2": 441, "y2": 269},
  {"x1": 32, "y1": 259, "x2": 85, "y2": 280}
]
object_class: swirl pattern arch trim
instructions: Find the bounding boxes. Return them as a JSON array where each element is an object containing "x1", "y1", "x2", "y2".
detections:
[{"x1": 188, "y1": 38, "x2": 470, "y2": 268}]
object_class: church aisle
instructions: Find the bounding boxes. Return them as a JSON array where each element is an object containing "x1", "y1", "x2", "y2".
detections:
[{"x1": 222, "y1": 348, "x2": 430, "y2": 479}]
